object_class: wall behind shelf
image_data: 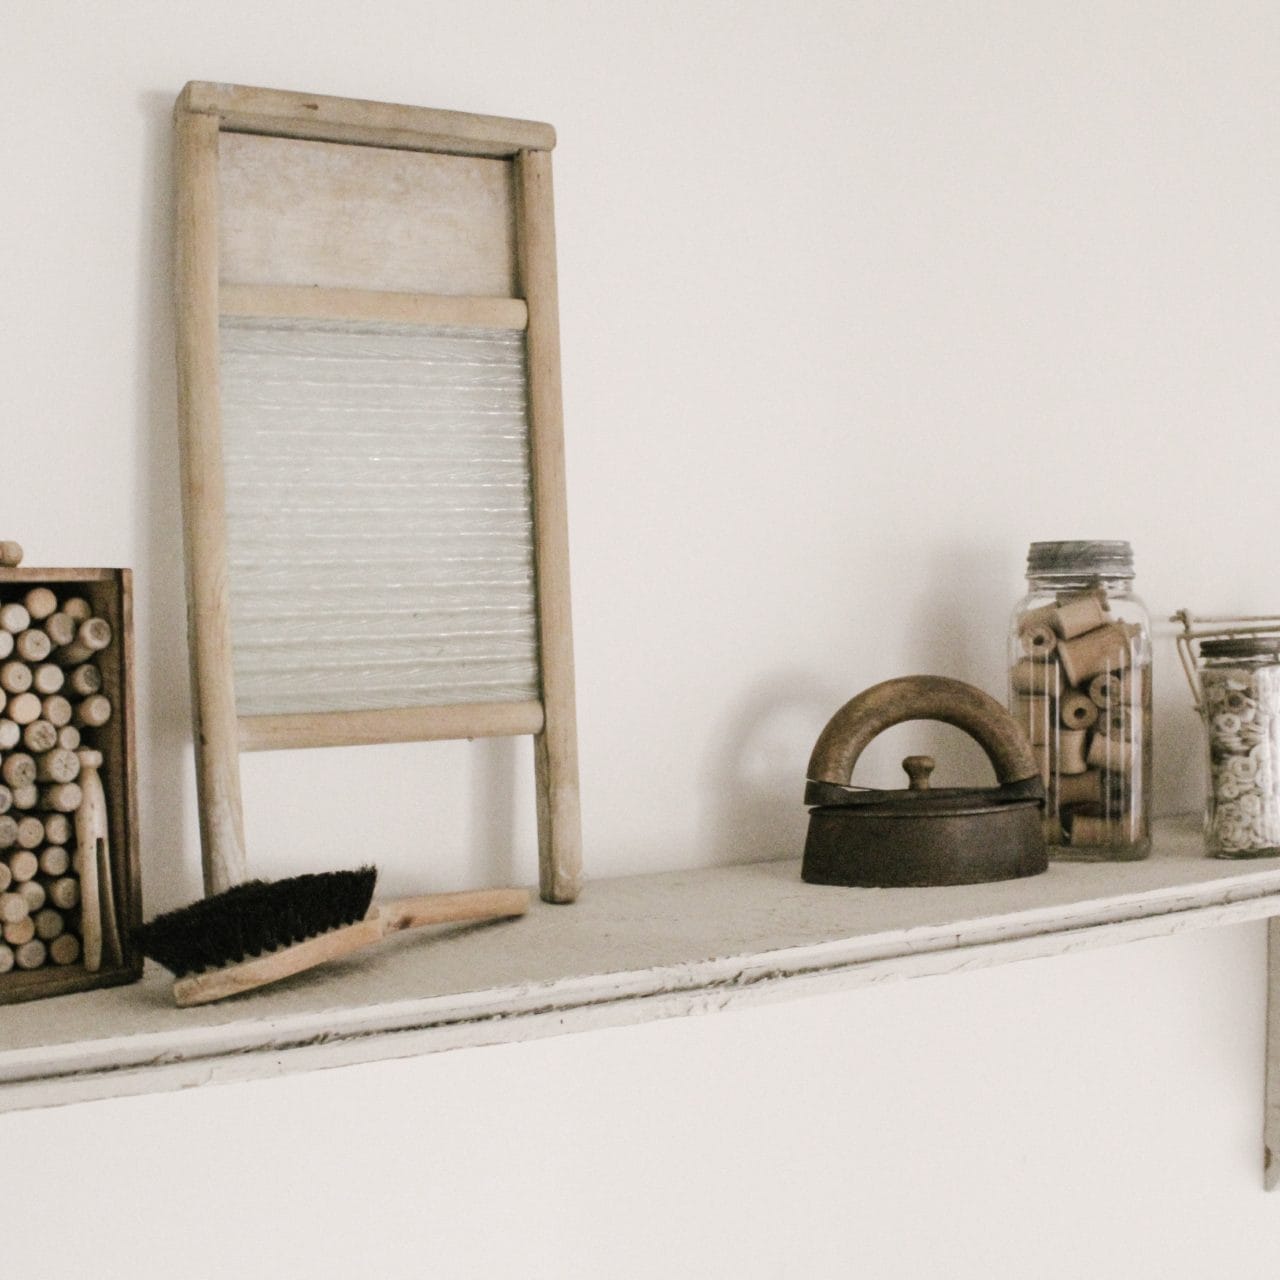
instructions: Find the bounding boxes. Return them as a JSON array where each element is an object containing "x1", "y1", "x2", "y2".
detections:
[{"x1": 3, "y1": 1, "x2": 1279, "y2": 1275}]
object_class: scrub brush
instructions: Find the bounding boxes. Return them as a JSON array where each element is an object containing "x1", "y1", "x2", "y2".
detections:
[{"x1": 137, "y1": 870, "x2": 528, "y2": 1006}]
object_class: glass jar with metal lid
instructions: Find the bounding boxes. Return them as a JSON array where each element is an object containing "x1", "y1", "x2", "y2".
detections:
[
  {"x1": 1008, "y1": 540, "x2": 1152, "y2": 859},
  {"x1": 1198, "y1": 637, "x2": 1280, "y2": 857}
]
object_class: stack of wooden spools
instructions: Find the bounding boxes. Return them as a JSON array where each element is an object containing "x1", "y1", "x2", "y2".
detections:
[{"x1": 0, "y1": 541, "x2": 119, "y2": 977}]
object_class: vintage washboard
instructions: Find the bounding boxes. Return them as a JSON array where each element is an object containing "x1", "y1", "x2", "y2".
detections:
[{"x1": 173, "y1": 82, "x2": 581, "y2": 904}]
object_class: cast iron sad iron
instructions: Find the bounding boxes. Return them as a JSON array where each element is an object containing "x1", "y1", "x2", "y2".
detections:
[{"x1": 803, "y1": 675, "x2": 1047, "y2": 887}]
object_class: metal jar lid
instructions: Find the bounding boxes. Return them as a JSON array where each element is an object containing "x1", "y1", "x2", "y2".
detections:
[{"x1": 1027, "y1": 540, "x2": 1134, "y2": 579}]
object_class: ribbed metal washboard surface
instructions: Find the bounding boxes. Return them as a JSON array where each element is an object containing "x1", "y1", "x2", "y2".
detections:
[{"x1": 218, "y1": 316, "x2": 540, "y2": 717}]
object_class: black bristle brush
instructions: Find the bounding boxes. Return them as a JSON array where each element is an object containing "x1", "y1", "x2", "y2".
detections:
[{"x1": 136, "y1": 871, "x2": 529, "y2": 1006}]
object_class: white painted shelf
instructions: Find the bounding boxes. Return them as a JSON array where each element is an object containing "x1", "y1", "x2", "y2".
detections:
[{"x1": 4, "y1": 816, "x2": 1280, "y2": 1116}]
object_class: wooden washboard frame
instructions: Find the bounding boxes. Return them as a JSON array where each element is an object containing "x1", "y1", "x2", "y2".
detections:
[{"x1": 173, "y1": 82, "x2": 581, "y2": 904}]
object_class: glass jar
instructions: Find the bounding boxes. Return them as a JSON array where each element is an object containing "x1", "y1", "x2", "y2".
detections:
[
  {"x1": 1008, "y1": 541, "x2": 1151, "y2": 859},
  {"x1": 1199, "y1": 637, "x2": 1280, "y2": 857}
]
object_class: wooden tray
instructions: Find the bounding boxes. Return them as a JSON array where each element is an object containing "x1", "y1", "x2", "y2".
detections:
[{"x1": 0, "y1": 568, "x2": 141, "y2": 1004}]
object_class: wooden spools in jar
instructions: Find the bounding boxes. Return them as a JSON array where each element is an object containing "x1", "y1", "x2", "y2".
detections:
[{"x1": 1010, "y1": 581, "x2": 1151, "y2": 856}]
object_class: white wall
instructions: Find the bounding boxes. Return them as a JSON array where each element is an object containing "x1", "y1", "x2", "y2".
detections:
[{"x1": 3, "y1": 2, "x2": 1280, "y2": 1275}]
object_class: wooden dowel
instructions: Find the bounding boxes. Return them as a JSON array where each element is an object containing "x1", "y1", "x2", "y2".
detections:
[
  {"x1": 43, "y1": 612, "x2": 76, "y2": 647},
  {"x1": 0, "y1": 862, "x2": 9, "y2": 892},
  {"x1": 4, "y1": 916, "x2": 35, "y2": 946},
  {"x1": 42, "y1": 695, "x2": 72, "y2": 727},
  {"x1": 61, "y1": 597, "x2": 91, "y2": 623},
  {"x1": 16, "y1": 878, "x2": 45, "y2": 912},
  {"x1": 34, "y1": 906, "x2": 64, "y2": 940},
  {"x1": 36, "y1": 747, "x2": 80, "y2": 784},
  {"x1": 0, "y1": 661, "x2": 32, "y2": 694},
  {"x1": 0, "y1": 892, "x2": 30, "y2": 924},
  {"x1": 7, "y1": 849, "x2": 38, "y2": 881},
  {"x1": 74, "y1": 695, "x2": 111, "y2": 728},
  {"x1": 46, "y1": 876, "x2": 79, "y2": 910},
  {"x1": 0, "y1": 784, "x2": 9, "y2": 815},
  {"x1": 22, "y1": 587, "x2": 57, "y2": 621},
  {"x1": 15, "y1": 629, "x2": 51, "y2": 663},
  {"x1": 40, "y1": 783, "x2": 82, "y2": 813},
  {"x1": 22, "y1": 719, "x2": 57, "y2": 753},
  {"x1": 0, "y1": 603, "x2": 30, "y2": 634},
  {"x1": 56, "y1": 725, "x2": 80, "y2": 751},
  {"x1": 32, "y1": 662, "x2": 64, "y2": 695},
  {"x1": 8, "y1": 692, "x2": 41, "y2": 725},
  {"x1": 1, "y1": 754, "x2": 35, "y2": 789},
  {"x1": 42, "y1": 813, "x2": 70, "y2": 845},
  {"x1": 0, "y1": 541, "x2": 23, "y2": 567},
  {"x1": 0, "y1": 719, "x2": 18, "y2": 750},
  {"x1": 15, "y1": 938, "x2": 47, "y2": 969},
  {"x1": 9, "y1": 784, "x2": 36, "y2": 810},
  {"x1": 0, "y1": 942, "x2": 13, "y2": 973},
  {"x1": 0, "y1": 816, "x2": 16, "y2": 849},
  {"x1": 49, "y1": 933, "x2": 80, "y2": 965},
  {"x1": 0, "y1": 632, "x2": 11, "y2": 660},
  {"x1": 66, "y1": 664, "x2": 101, "y2": 696},
  {"x1": 15, "y1": 816, "x2": 44, "y2": 849},
  {"x1": 38, "y1": 845, "x2": 69, "y2": 876}
]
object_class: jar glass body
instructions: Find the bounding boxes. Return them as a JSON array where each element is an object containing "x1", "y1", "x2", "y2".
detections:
[
  {"x1": 1008, "y1": 563, "x2": 1152, "y2": 860},
  {"x1": 1200, "y1": 647, "x2": 1280, "y2": 858}
]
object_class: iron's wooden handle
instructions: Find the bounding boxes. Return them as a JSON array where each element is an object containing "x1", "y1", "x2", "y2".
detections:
[{"x1": 807, "y1": 675, "x2": 1039, "y2": 787}]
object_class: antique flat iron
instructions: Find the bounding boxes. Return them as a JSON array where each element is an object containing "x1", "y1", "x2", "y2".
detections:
[{"x1": 803, "y1": 675, "x2": 1047, "y2": 887}]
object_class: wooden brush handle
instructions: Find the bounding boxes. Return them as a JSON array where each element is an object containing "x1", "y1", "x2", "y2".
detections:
[
  {"x1": 173, "y1": 886, "x2": 531, "y2": 1007},
  {"x1": 376, "y1": 888, "x2": 530, "y2": 934}
]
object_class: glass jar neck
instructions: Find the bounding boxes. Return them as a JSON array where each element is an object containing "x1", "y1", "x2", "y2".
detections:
[{"x1": 1026, "y1": 573, "x2": 1133, "y2": 595}]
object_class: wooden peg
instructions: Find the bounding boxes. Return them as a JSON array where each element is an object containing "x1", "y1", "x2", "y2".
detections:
[
  {"x1": 4, "y1": 916, "x2": 36, "y2": 946},
  {"x1": 0, "y1": 661, "x2": 32, "y2": 694},
  {"x1": 9, "y1": 784, "x2": 36, "y2": 810},
  {"x1": 39, "y1": 783, "x2": 82, "y2": 813},
  {"x1": 15, "y1": 629, "x2": 51, "y2": 663},
  {"x1": 22, "y1": 587, "x2": 57, "y2": 621},
  {"x1": 0, "y1": 815, "x2": 16, "y2": 848},
  {"x1": 7, "y1": 692, "x2": 41, "y2": 725},
  {"x1": 0, "y1": 541, "x2": 23, "y2": 567},
  {"x1": 7, "y1": 849, "x2": 38, "y2": 881},
  {"x1": 0, "y1": 943, "x2": 13, "y2": 973},
  {"x1": 0, "y1": 632, "x2": 11, "y2": 660},
  {"x1": 46, "y1": 876, "x2": 79, "y2": 910},
  {"x1": 0, "y1": 892, "x2": 30, "y2": 924},
  {"x1": 34, "y1": 907, "x2": 64, "y2": 940},
  {"x1": 1, "y1": 754, "x2": 36, "y2": 789},
  {"x1": 0, "y1": 719, "x2": 18, "y2": 750},
  {"x1": 41, "y1": 695, "x2": 72, "y2": 727},
  {"x1": 14, "y1": 939, "x2": 47, "y2": 969},
  {"x1": 74, "y1": 695, "x2": 112, "y2": 728},
  {"x1": 0, "y1": 603, "x2": 30, "y2": 634},
  {"x1": 42, "y1": 813, "x2": 71, "y2": 845},
  {"x1": 16, "y1": 878, "x2": 45, "y2": 912},
  {"x1": 15, "y1": 816, "x2": 44, "y2": 849},
  {"x1": 32, "y1": 662, "x2": 64, "y2": 695},
  {"x1": 38, "y1": 845, "x2": 69, "y2": 876},
  {"x1": 67, "y1": 663, "x2": 102, "y2": 696},
  {"x1": 43, "y1": 612, "x2": 76, "y2": 647},
  {"x1": 36, "y1": 747, "x2": 80, "y2": 784},
  {"x1": 56, "y1": 725, "x2": 80, "y2": 750},
  {"x1": 77, "y1": 750, "x2": 120, "y2": 968},
  {"x1": 49, "y1": 933, "x2": 80, "y2": 965},
  {"x1": 22, "y1": 719, "x2": 57, "y2": 753},
  {"x1": 61, "y1": 597, "x2": 91, "y2": 623}
]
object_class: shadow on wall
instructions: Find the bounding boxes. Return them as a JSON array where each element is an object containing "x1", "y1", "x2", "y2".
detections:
[
  {"x1": 697, "y1": 541, "x2": 1020, "y2": 866},
  {"x1": 134, "y1": 89, "x2": 197, "y2": 914},
  {"x1": 698, "y1": 669, "x2": 841, "y2": 865}
]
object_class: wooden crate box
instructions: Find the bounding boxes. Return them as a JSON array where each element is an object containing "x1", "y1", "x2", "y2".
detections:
[{"x1": 0, "y1": 568, "x2": 140, "y2": 1003}]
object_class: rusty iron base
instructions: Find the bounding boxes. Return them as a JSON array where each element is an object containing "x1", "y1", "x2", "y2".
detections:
[{"x1": 802, "y1": 804, "x2": 1047, "y2": 888}]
